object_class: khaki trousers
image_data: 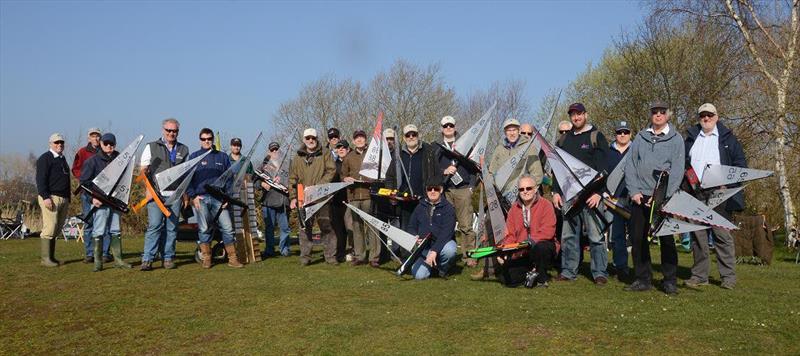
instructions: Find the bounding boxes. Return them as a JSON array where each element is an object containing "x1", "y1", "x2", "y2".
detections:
[
  {"x1": 445, "y1": 187, "x2": 475, "y2": 257},
  {"x1": 348, "y1": 199, "x2": 381, "y2": 263},
  {"x1": 38, "y1": 195, "x2": 70, "y2": 240}
]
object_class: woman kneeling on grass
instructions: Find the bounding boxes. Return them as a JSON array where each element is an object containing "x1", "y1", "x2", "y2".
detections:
[
  {"x1": 495, "y1": 175, "x2": 558, "y2": 288},
  {"x1": 80, "y1": 133, "x2": 132, "y2": 272}
]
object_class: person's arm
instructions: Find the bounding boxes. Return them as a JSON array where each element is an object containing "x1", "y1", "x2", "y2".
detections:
[
  {"x1": 531, "y1": 199, "x2": 557, "y2": 242},
  {"x1": 80, "y1": 156, "x2": 95, "y2": 186},
  {"x1": 71, "y1": 149, "x2": 83, "y2": 179},
  {"x1": 407, "y1": 206, "x2": 420, "y2": 236},
  {"x1": 321, "y1": 153, "x2": 336, "y2": 183},
  {"x1": 667, "y1": 136, "x2": 686, "y2": 198},
  {"x1": 594, "y1": 131, "x2": 609, "y2": 174},
  {"x1": 385, "y1": 156, "x2": 398, "y2": 189},
  {"x1": 502, "y1": 204, "x2": 521, "y2": 244},
  {"x1": 730, "y1": 135, "x2": 748, "y2": 169},
  {"x1": 624, "y1": 140, "x2": 643, "y2": 197},
  {"x1": 36, "y1": 154, "x2": 51, "y2": 199},
  {"x1": 526, "y1": 153, "x2": 544, "y2": 186},
  {"x1": 288, "y1": 159, "x2": 299, "y2": 202}
]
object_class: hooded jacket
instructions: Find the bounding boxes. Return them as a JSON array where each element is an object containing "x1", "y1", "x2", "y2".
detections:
[
  {"x1": 407, "y1": 196, "x2": 456, "y2": 254},
  {"x1": 288, "y1": 145, "x2": 336, "y2": 201},
  {"x1": 684, "y1": 122, "x2": 747, "y2": 212},
  {"x1": 488, "y1": 135, "x2": 544, "y2": 189},
  {"x1": 624, "y1": 123, "x2": 685, "y2": 198}
]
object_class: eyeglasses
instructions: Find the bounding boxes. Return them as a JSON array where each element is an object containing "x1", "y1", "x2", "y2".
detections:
[
  {"x1": 200, "y1": 137, "x2": 214, "y2": 142},
  {"x1": 521, "y1": 132, "x2": 532, "y2": 136},
  {"x1": 164, "y1": 128, "x2": 179, "y2": 134},
  {"x1": 442, "y1": 123, "x2": 455, "y2": 129},
  {"x1": 53, "y1": 141, "x2": 65, "y2": 145},
  {"x1": 102, "y1": 141, "x2": 115, "y2": 146},
  {"x1": 558, "y1": 130, "x2": 570, "y2": 134},
  {"x1": 269, "y1": 148, "x2": 279, "y2": 152},
  {"x1": 651, "y1": 109, "x2": 667, "y2": 115},
  {"x1": 426, "y1": 186, "x2": 442, "y2": 192},
  {"x1": 304, "y1": 136, "x2": 317, "y2": 141},
  {"x1": 699, "y1": 112, "x2": 715, "y2": 118},
  {"x1": 616, "y1": 130, "x2": 631, "y2": 135},
  {"x1": 404, "y1": 132, "x2": 418, "y2": 138},
  {"x1": 386, "y1": 137, "x2": 395, "y2": 141},
  {"x1": 518, "y1": 186, "x2": 535, "y2": 192}
]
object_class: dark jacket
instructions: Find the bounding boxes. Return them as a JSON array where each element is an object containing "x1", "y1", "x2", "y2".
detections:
[
  {"x1": 435, "y1": 135, "x2": 477, "y2": 190},
  {"x1": 257, "y1": 156, "x2": 290, "y2": 209},
  {"x1": 407, "y1": 196, "x2": 456, "y2": 254},
  {"x1": 684, "y1": 122, "x2": 747, "y2": 212},
  {"x1": 80, "y1": 150, "x2": 119, "y2": 186},
  {"x1": 36, "y1": 151, "x2": 71, "y2": 200},
  {"x1": 606, "y1": 142, "x2": 631, "y2": 197},
  {"x1": 385, "y1": 142, "x2": 438, "y2": 196},
  {"x1": 553, "y1": 125, "x2": 608, "y2": 195},
  {"x1": 187, "y1": 148, "x2": 231, "y2": 198}
]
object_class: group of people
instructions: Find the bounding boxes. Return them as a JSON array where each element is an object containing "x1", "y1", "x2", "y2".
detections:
[{"x1": 35, "y1": 100, "x2": 747, "y2": 295}]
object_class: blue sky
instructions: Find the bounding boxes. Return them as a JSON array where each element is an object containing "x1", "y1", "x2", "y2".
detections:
[{"x1": 0, "y1": 1, "x2": 645, "y2": 156}]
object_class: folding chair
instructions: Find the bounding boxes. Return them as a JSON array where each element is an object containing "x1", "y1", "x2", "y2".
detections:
[
  {"x1": 1, "y1": 211, "x2": 26, "y2": 240},
  {"x1": 61, "y1": 216, "x2": 85, "y2": 242}
]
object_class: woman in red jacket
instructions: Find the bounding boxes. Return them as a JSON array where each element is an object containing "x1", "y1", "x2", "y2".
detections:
[{"x1": 496, "y1": 175, "x2": 559, "y2": 288}]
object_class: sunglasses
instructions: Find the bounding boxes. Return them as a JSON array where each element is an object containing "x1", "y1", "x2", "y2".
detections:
[
  {"x1": 558, "y1": 130, "x2": 570, "y2": 134},
  {"x1": 442, "y1": 123, "x2": 455, "y2": 129},
  {"x1": 426, "y1": 186, "x2": 442, "y2": 192},
  {"x1": 616, "y1": 130, "x2": 631, "y2": 135},
  {"x1": 102, "y1": 141, "x2": 115, "y2": 146},
  {"x1": 164, "y1": 128, "x2": 179, "y2": 134},
  {"x1": 699, "y1": 112, "x2": 715, "y2": 118},
  {"x1": 328, "y1": 136, "x2": 339, "y2": 140},
  {"x1": 53, "y1": 140, "x2": 65, "y2": 145},
  {"x1": 521, "y1": 132, "x2": 532, "y2": 136},
  {"x1": 405, "y1": 132, "x2": 418, "y2": 138},
  {"x1": 304, "y1": 136, "x2": 317, "y2": 141},
  {"x1": 518, "y1": 186, "x2": 535, "y2": 192},
  {"x1": 651, "y1": 109, "x2": 667, "y2": 115},
  {"x1": 200, "y1": 137, "x2": 214, "y2": 142},
  {"x1": 269, "y1": 148, "x2": 279, "y2": 152}
]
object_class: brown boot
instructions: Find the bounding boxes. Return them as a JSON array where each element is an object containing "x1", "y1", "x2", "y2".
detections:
[
  {"x1": 199, "y1": 243, "x2": 212, "y2": 269},
  {"x1": 224, "y1": 244, "x2": 244, "y2": 268}
]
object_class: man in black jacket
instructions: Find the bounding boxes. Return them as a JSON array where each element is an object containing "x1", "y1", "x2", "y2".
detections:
[
  {"x1": 36, "y1": 133, "x2": 71, "y2": 267},
  {"x1": 385, "y1": 124, "x2": 438, "y2": 230},
  {"x1": 407, "y1": 176, "x2": 457, "y2": 280},
  {"x1": 258, "y1": 141, "x2": 292, "y2": 258},
  {"x1": 552, "y1": 103, "x2": 610, "y2": 285},
  {"x1": 684, "y1": 103, "x2": 746, "y2": 290}
]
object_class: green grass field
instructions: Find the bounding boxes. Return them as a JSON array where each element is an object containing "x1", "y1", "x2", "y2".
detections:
[{"x1": 1, "y1": 237, "x2": 799, "y2": 355}]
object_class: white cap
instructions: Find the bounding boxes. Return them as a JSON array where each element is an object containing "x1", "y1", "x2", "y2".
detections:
[
  {"x1": 303, "y1": 128, "x2": 318, "y2": 138},
  {"x1": 440, "y1": 116, "x2": 455, "y2": 126},
  {"x1": 697, "y1": 103, "x2": 718, "y2": 116},
  {"x1": 87, "y1": 127, "x2": 101, "y2": 136},
  {"x1": 403, "y1": 124, "x2": 418, "y2": 135},
  {"x1": 503, "y1": 118, "x2": 520, "y2": 129},
  {"x1": 383, "y1": 128, "x2": 396, "y2": 139},
  {"x1": 49, "y1": 133, "x2": 65, "y2": 143}
]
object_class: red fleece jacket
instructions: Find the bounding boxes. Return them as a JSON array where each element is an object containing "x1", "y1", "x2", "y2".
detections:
[
  {"x1": 503, "y1": 196, "x2": 559, "y2": 259},
  {"x1": 72, "y1": 144, "x2": 99, "y2": 179}
]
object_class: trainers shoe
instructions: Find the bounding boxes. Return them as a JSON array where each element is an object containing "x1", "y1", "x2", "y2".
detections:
[
  {"x1": 624, "y1": 280, "x2": 652, "y2": 292},
  {"x1": 139, "y1": 261, "x2": 153, "y2": 271},
  {"x1": 163, "y1": 259, "x2": 176, "y2": 269},
  {"x1": 720, "y1": 280, "x2": 736, "y2": 290},
  {"x1": 684, "y1": 278, "x2": 709, "y2": 288},
  {"x1": 594, "y1": 276, "x2": 608, "y2": 286},
  {"x1": 663, "y1": 283, "x2": 679, "y2": 295}
]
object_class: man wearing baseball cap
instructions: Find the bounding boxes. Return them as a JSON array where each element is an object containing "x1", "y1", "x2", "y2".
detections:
[
  {"x1": 327, "y1": 127, "x2": 341, "y2": 160},
  {"x1": 36, "y1": 133, "x2": 71, "y2": 267},
  {"x1": 553, "y1": 103, "x2": 611, "y2": 285},
  {"x1": 683, "y1": 103, "x2": 746, "y2": 290},
  {"x1": 342, "y1": 129, "x2": 382, "y2": 267},
  {"x1": 257, "y1": 141, "x2": 292, "y2": 258},
  {"x1": 331, "y1": 139, "x2": 351, "y2": 261},
  {"x1": 385, "y1": 124, "x2": 438, "y2": 230},
  {"x1": 607, "y1": 120, "x2": 634, "y2": 281},
  {"x1": 71, "y1": 127, "x2": 110, "y2": 263},
  {"x1": 288, "y1": 128, "x2": 338, "y2": 265}
]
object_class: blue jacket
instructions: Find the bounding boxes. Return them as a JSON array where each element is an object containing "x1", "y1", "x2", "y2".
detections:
[
  {"x1": 606, "y1": 142, "x2": 630, "y2": 197},
  {"x1": 684, "y1": 122, "x2": 747, "y2": 212},
  {"x1": 407, "y1": 196, "x2": 456, "y2": 254},
  {"x1": 187, "y1": 148, "x2": 231, "y2": 198},
  {"x1": 80, "y1": 150, "x2": 119, "y2": 186}
]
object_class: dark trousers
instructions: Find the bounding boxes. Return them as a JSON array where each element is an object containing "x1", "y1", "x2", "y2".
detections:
[
  {"x1": 330, "y1": 202, "x2": 348, "y2": 261},
  {"x1": 629, "y1": 198, "x2": 678, "y2": 285},
  {"x1": 498, "y1": 240, "x2": 557, "y2": 287}
]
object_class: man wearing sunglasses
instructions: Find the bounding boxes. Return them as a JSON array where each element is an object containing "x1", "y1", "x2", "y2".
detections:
[
  {"x1": 72, "y1": 127, "x2": 111, "y2": 264},
  {"x1": 495, "y1": 175, "x2": 558, "y2": 288},
  {"x1": 607, "y1": 121, "x2": 634, "y2": 281},
  {"x1": 187, "y1": 128, "x2": 243, "y2": 269},
  {"x1": 258, "y1": 142, "x2": 291, "y2": 258},
  {"x1": 436, "y1": 115, "x2": 478, "y2": 267},
  {"x1": 683, "y1": 103, "x2": 746, "y2": 290},
  {"x1": 385, "y1": 124, "x2": 438, "y2": 230},
  {"x1": 552, "y1": 103, "x2": 610, "y2": 285},
  {"x1": 342, "y1": 129, "x2": 381, "y2": 267},
  {"x1": 407, "y1": 176, "x2": 457, "y2": 280},
  {"x1": 332, "y1": 139, "x2": 351, "y2": 261},
  {"x1": 81, "y1": 133, "x2": 133, "y2": 271},
  {"x1": 326, "y1": 128, "x2": 341, "y2": 160},
  {"x1": 624, "y1": 101, "x2": 685, "y2": 295},
  {"x1": 139, "y1": 118, "x2": 189, "y2": 271},
  {"x1": 519, "y1": 123, "x2": 534, "y2": 138},
  {"x1": 288, "y1": 128, "x2": 338, "y2": 266},
  {"x1": 36, "y1": 133, "x2": 71, "y2": 267}
]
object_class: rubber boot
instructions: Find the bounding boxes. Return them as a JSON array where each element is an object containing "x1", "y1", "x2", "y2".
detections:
[
  {"x1": 40, "y1": 238, "x2": 58, "y2": 267},
  {"x1": 110, "y1": 235, "x2": 132, "y2": 269},
  {"x1": 224, "y1": 244, "x2": 244, "y2": 268},
  {"x1": 199, "y1": 243, "x2": 212, "y2": 269},
  {"x1": 48, "y1": 237, "x2": 60, "y2": 265},
  {"x1": 93, "y1": 237, "x2": 103, "y2": 272}
]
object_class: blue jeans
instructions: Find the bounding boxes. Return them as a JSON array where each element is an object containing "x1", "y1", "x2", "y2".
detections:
[
  {"x1": 560, "y1": 209, "x2": 608, "y2": 279},
  {"x1": 412, "y1": 239, "x2": 457, "y2": 280},
  {"x1": 193, "y1": 195, "x2": 235, "y2": 245},
  {"x1": 92, "y1": 206, "x2": 120, "y2": 239},
  {"x1": 82, "y1": 194, "x2": 110, "y2": 257},
  {"x1": 610, "y1": 214, "x2": 629, "y2": 273},
  {"x1": 263, "y1": 206, "x2": 290, "y2": 256},
  {"x1": 142, "y1": 199, "x2": 180, "y2": 262}
]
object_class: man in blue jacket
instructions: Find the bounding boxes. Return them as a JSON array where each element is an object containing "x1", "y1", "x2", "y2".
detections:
[
  {"x1": 684, "y1": 103, "x2": 746, "y2": 290},
  {"x1": 187, "y1": 128, "x2": 243, "y2": 269},
  {"x1": 607, "y1": 120, "x2": 633, "y2": 281},
  {"x1": 407, "y1": 175, "x2": 457, "y2": 280}
]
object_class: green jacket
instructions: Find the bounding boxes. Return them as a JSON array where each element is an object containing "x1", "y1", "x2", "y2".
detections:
[
  {"x1": 487, "y1": 135, "x2": 544, "y2": 189},
  {"x1": 288, "y1": 145, "x2": 336, "y2": 201},
  {"x1": 341, "y1": 148, "x2": 373, "y2": 201}
]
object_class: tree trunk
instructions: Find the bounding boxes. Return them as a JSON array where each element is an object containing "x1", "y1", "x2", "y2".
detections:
[{"x1": 774, "y1": 87, "x2": 797, "y2": 246}]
